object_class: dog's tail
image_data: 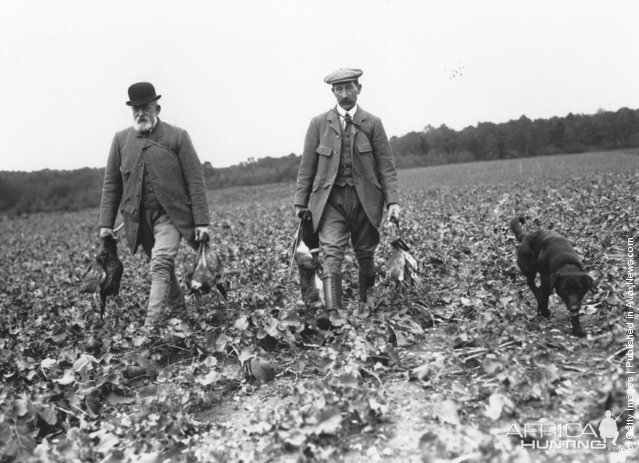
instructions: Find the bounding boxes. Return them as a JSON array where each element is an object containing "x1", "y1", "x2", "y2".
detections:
[{"x1": 510, "y1": 216, "x2": 526, "y2": 242}]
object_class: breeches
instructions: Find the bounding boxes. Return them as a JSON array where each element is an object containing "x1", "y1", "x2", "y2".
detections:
[{"x1": 318, "y1": 185, "x2": 379, "y2": 275}]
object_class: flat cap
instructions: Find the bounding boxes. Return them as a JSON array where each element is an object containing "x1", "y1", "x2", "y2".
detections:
[{"x1": 323, "y1": 68, "x2": 363, "y2": 85}]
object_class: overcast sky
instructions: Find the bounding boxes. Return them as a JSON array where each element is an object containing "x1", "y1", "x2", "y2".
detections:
[{"x1": 2, "y1": 0, "x2": 638, "y2": 172}]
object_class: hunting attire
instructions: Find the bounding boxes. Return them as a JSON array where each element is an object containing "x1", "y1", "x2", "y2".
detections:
[
  {"x1": 99, "y1": 82, "x2": 210, "y2": 327},
  {"x1": 294, "y1": 68, "x2": 399, "y2": 327}
]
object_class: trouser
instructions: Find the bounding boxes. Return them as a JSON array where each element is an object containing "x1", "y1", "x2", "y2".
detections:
[
  {"x1": 139, "y1": 207, "x2": 184, "y2": 324},
  {"x1": 318, "y1": 185, "x2": 380, "y2": 279}
]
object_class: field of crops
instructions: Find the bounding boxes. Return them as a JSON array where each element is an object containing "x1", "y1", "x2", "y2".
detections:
[{"x1": 0, "y1": 150, "x2": 637, "y2": 462}]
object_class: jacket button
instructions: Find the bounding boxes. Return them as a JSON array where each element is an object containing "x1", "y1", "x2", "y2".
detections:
[{"x1": 336, "y1": 135, "x2": 340, "y2": 138}]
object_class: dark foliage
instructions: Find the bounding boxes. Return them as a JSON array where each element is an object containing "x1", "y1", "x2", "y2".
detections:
[
  {"x1": 0, "y1": 167, "x2": 104, "y2": 215},
  {"x1": 0, "y1": 151, "x2": 636, "y2": 461},
  {"x1": 390, "y1": 106, "x2": 639, "y2": 168}
]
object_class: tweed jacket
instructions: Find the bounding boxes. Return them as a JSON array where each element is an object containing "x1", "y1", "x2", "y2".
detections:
[
  {"x1": 294, "y1": 106, "x2": 399, "y2": 231},
  {"x1": 99, "y1": 119, "x2": 210, "y2": 253}
]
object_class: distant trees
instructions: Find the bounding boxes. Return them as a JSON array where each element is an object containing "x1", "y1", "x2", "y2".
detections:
[
  {"x1": 387, "y1": 107, "x2": 639, "y2": 168},
  {"x1": 0, "y1": 168, "x2": 103, "y2": 215},
  {"x1": 1, "y1": 107, "x2": 638, "y2": 215},
  {"x1": 204, "y1": 153, "x2": 301, "y2": 190}
]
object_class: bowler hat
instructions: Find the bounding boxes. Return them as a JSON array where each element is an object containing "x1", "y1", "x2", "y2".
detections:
[
  {"x1": 324, "y1": 68, "x2": 363, "y2": 85},
  {"x1": 126, "y1": 82, "x2": 161, "y2": 106}
]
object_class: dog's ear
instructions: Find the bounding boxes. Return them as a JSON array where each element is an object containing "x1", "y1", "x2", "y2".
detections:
[{"x1": 584, "y1": 274, "x2": 596, "y2": 293}]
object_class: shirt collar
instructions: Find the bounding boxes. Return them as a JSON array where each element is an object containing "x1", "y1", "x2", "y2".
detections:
[{"x1": 336, "y1": 103, "x2": 358, "y2": 118}]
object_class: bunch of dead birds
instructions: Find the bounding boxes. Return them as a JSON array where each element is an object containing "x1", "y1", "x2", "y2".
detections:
[{"x1": 80, "y1": 234, "x2": 123, "y2": 319}]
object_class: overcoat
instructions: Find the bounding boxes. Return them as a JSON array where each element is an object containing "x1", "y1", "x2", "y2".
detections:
[
  {"x1": 294, "y1": 106, "x2": 399, "y2": 231},
  {"x1": 99, "y1": 120, "x2": 210, "y2": 253}
]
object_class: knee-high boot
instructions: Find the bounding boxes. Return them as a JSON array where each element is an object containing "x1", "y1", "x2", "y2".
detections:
[
  {"x1": 167, "y1": 270, "x2": 186, "y2": 318},
  {"x1": 317, "y1": 273, "x2": 342, "y2": 330},
  {"x1": 359, "y1": 272, "x2": 376, "y2": 302}
]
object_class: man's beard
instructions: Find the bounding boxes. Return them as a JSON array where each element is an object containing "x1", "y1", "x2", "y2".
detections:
[{"x1": 133, "y1": 115, "x2": 156, "y2": 133}]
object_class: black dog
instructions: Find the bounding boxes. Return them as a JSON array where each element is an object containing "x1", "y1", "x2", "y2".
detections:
[{"x1": 510, "y1": 216, "x2": 595, "y2": 337}]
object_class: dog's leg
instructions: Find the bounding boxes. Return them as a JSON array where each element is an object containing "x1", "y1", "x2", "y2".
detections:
[
  {"x1": 517, "y1": 250, "x2": 543, "y2": 313},
  {"x1": 570, "y1": 315, "x2": 586, "y2": 338},
  {"x1": 538, "y1": 276, "x2": 552, "y2": 318},
  {"x1": 525, "y1": 275, "x2": 542, "y2": 311},
  {"x1": 523, "y1": 270, "x2": 545, "y2": 315}
]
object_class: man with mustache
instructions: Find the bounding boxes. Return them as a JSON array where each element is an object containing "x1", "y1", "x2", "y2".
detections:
[
  {"x1": 294, "y1": 68, "x2": 400, "y2": 329},
  {"x1": 99, "y1": 82, "x2": 210, "y2": 328}
]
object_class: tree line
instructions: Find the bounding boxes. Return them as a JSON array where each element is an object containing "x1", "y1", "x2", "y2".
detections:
[
  {"x1": 0, "y1": 168, "x2": 104, "y2": 215},
  {"x1": 390, "y1": 107, "x2": 639, "y2": 168},
  {"x1": 1, "y1": 107, "x2": 638, "y2": 215}
]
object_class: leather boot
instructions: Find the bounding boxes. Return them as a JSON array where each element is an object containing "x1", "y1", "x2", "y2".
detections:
[
  {"x1": 317, "y1": 273, "x2": 342, "y2": 330},
  {"x1": 359, "y1": 273, "x2": 376, "y2": 302},
  {"x1": 167, "y1": 271, "x2": 187, "y2": 318}
]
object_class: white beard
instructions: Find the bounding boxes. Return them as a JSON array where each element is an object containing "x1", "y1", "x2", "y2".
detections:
[{"x1": 133, "y1": 117, "x2": 156, "y2": 133}]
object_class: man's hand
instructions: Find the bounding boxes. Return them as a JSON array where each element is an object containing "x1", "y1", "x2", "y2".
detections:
[
  {"x1": 195, "y1": 226, "x2": 210, "y2": 242},
  {"x1": 99, "y1": 227, "x2": 114, "y2": 239},
  {"x1": 295, "y1": 205, "x2": 307, "y2": 218},
  {"x1": 387, "y1": 204, "x2": 401, "y2": 222}
]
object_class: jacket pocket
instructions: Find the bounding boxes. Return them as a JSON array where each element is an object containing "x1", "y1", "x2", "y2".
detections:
[
  {"x1": 316, "y1": 145, "x2": 332, "y2": 156},
  {"x1": 122, "y1": 203, "x2": 137, "y2": 215},
  {"x1": 312, "y1": 178, "x2": 332, "y2": 192},
  {"x1": 358, "y1": 142, "x2": 373, "y2": 154}
]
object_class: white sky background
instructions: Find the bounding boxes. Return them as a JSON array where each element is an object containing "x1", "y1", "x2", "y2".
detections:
[{"x1": 1, "y1": 0, "x2": 638, "y2": 171}]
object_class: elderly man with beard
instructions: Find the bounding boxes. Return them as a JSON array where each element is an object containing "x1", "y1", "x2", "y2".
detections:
[
  {"x1": 294, "y1": 68, "x2": 400, "y2": 329},
  {"x1": 99, "y1": 82, "x2": 210, "y2": 328}
]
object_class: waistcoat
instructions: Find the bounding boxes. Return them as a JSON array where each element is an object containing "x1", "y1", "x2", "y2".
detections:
[
  {"x1": 140, "y1": 151, "x2": 161, "y2": 209},
  {"x1": 334, "y1": 121, "x2": 354, "y2": 186}
]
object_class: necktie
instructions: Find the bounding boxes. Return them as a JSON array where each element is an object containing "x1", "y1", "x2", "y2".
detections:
[{"x1": 344, "y1": 112, "x2": 352, "y2": 134}]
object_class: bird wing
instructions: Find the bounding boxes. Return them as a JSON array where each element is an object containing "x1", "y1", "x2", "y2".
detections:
[
  {"x1": 80, "y1": 260, "x2": 106, "y2": 293},
  {"x1": 401, "y1": 250, "x2": 421, "y2": 285},
  {"x1": 101, "y1": 260, "x2": 123, "y2": 296},
  {"x1": 388, "y1": 249, "x2": 406, "y2": 282},
  {"x1": 290, "y1": 220, "x2": 303, "y2": 268},
  {"x1": 403, "y1": 250, "x2": 418, "y2": 272},
  {"x1": 205, "y1": 245, "x2": 224, "y2": 275},
  {"x1": 216, "y1": 282, "x2": 229, "y2": 300}
]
